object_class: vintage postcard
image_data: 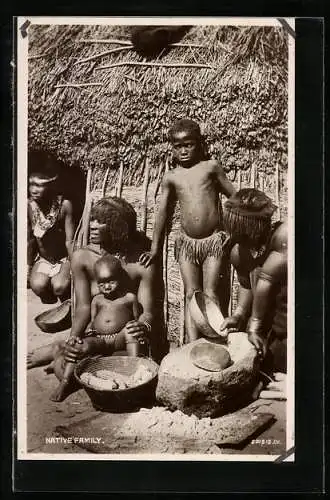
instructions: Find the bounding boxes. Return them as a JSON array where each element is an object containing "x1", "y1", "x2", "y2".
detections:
[{"x1": 16, "y1": 16, "x2": 295, "y2": 462}]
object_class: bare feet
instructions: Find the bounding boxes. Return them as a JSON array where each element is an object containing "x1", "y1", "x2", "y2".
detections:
[{"x1": 27, "y1": 344, "x2": 56, "y2": 369}]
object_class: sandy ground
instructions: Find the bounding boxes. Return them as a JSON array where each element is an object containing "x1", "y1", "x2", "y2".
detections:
[{"x1": 26, "y1": 289, "x2": 286, "y2": 456}]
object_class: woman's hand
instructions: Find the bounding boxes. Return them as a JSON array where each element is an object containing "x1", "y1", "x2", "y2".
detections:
[
  {"x1": 64, "y1": 337, "x2": 94, "y2": 363},
  {"x1": 248, "y1": 330, "x2": 267, "y2": 359},
  {"x1": 139, "y1": 250, "x2": 158, "y2": 268},
  {"x1": 123, "y1": 320, "x2": 148, "y2": 340},
  {"x1": 220, "y1": 314, "x2": 241, "y2": 334}
]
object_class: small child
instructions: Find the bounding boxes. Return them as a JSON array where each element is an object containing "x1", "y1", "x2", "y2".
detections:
[
  {"x1": 89, "y1": 254, "x2": 140, "y2": 347},
  {"x1": 140, "y1": 119, "x2": 236, "y2": 341},
  {"x1": 49, "y1": 255, "x2": 141, "y2": 402}
]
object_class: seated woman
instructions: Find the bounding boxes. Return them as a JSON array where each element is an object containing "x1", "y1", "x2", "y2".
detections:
[
  {"x1": 28, "y1": 167, "x2": 75, "y2": 303},
  {"x1": 28, "y1": 196, "x2": 168, "y2": 401},
  {"x1": 220, "y1": 188, "x2": 287, "y2": 398}
]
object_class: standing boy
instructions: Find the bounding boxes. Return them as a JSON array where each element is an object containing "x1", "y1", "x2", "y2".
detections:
[
  {"x1": 28, "y1": 167, "x2": 75, "y2": 303},
  {"x1": 140, "y1": 119, "x2": 235, "y2": 341}
]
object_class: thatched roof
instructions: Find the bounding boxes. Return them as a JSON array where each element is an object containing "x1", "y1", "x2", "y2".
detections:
[{"x1": 28, "y1": 24, "x2": 288, "y2": 187}]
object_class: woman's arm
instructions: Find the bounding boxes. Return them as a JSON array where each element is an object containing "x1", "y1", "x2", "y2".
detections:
[
  {"x1": 249, "y1": 250, "x2": 287, "y2": 327},
  {"x1": 90, "y1": 295, "x2": 99, "y2": 325},
  {"x1": 63, "y1": 199, "x2": 75, "y2": 260},
  {"x1": 136, "y1": 263, "x2": 156, "y2": 326},
  {"x1": 123, "y1": 263, "x2": 157, "y2": 339},
  {"x1": 27, "y1": 205, "x2": 38, "y2": 267},
  {"x1": 69, "y1": 250, "x2": 92, "y2": 338},
  {"x1": 233, "y1": 280, "x2": 253, "y2": 324},
  {"x1": 247, "y1": 249, "x2": 287, "y2": 357}
]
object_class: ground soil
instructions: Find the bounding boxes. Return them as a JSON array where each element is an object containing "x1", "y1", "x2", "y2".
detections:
[{"x1": 26, "y1": 289, "x2": 286, "y2": 455}]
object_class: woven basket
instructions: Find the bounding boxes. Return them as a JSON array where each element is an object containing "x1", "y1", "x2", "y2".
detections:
[
  {"x1": 34, "y1": 299, "x2": 71, "y2": 333},
  {"x1": 74, "y1": 356, "x2": 159, "y2": 412}
]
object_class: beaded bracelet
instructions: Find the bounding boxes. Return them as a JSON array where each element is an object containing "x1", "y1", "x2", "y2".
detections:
[{"x1": 143, "y1": 321, "x2": 152, "y2": 335}]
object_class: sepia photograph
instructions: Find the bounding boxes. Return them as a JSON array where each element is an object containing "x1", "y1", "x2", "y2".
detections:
[{"x1": 16, "y1": 16, "x2": 294, "y2": 461}]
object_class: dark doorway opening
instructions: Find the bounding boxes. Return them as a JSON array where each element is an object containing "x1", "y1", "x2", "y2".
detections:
[{"x1": 28, "y1": 150, "x2": 86, "y2": 225}]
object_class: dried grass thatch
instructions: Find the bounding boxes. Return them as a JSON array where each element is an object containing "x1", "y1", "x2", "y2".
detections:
[
  {"x1": 28, "y1": 24, "x2": 288, "y2": 186},
  {"x1": 28, "y1": 24, "x2": 289, "y2": 345}
]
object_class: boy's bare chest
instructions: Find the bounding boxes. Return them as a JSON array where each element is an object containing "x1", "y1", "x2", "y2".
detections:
[{"x1": 173, "y1": 166, "x2": 215, "y2": 194}]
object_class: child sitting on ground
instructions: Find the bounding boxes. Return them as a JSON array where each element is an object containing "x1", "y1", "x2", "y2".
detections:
[
  {"x1": 30, "y1": 255, "x2": 142, "y2": 402},
  {"x1": 140, "y1": 119, "x2": 236, "y2": 342}
]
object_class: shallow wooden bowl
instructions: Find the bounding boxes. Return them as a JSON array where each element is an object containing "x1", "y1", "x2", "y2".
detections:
[
  {"x1": 188, "y1": 291, "x2": 225, "y2": 339},
  {"x1": 34, "y1": 299, "x2": 71, "y2": 333},
  {"x1": 190, "y1": 342, "x2": 232, "y2": 372}
]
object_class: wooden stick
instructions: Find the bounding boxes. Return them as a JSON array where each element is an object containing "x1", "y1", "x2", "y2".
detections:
[
  {"x1": 154, "y1": 161, "x2": 165, "y2": 202},
  {"x1": 260, "y1": 171, "x2": 265, "y2": 192},
  {"x1": 28, "y1": 54, "x2": 46, "y2": 60},
  {"x1": 77, "y1": 38, "x2": 133, "y2": 46},
  {"x1": 229, "y1": 266, "x2": 235, "y2": 316},
  {"x1": 101, "y1": 167, "x2": 110, "y2": 198},
  {"x1": 73, "y1": 47, "x2": 131, "y2": 66},
  {"x1": 238, "y1": 169, "x2": 242, "y2": 190},
  {"x1": 76, "y1": 38, "x2": 206, "y2": 49},
  {"x1": 275, "y1": 163, "x2": 280, "y2": 218},
  {"x1": 71, "y1": 215, "x2": 83, "y2": 317},
  {"x1": 179, "y1": 277, "x2": 185, "y2": 346},
  {"x1": 141, "y1": 157, "x2": 150, "y2": 234},
  {"x1": 54, "y1": 83, "x2": 103, "y2": 89},
  {"x1": 116, "y1": 161, "x2": 124, "y2": 198},
  {"x1": 96, "y1": 61, "x2": 214, "y2": 70},
  {"x1": 82, "y1": 168, "x2": 92, "y2": 247},
  {"x1": 250, "y1": 162, "x2": 256, "y2": 188},
  {"x1": 163, "y1": 159, "x2": 170, "y2": 331}
]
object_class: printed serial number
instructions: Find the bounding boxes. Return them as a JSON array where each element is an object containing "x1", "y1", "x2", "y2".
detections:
[{"x1": 251, "y1": 439, "x2": 281, "y2": 445}]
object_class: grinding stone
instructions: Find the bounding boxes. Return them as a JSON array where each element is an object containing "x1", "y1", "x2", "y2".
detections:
[{"x1": 190, "y1": 342, "x2": 232, "y2": 372}]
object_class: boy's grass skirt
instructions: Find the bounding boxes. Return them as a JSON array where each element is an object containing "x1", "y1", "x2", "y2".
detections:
[{"x1": 174, "y1": 230, "x2": 229, "y2": 265}]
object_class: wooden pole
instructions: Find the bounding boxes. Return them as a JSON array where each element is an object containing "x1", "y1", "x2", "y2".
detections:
[
  {"x1": 238, "y1": 169, "x2": 242, "y2": 190},
  {"x1": 275, "y1": 163, "x2": 280, "y2": 219},
  {"x1": 163, "y1": 159, "x2": 170, "y2": 331},
  {"x1": 259, "y1": 171, "x2": 265, "y2": 192},
  {"x1": 76, "y1": 38, "x2": 207, "y2": 49},
  {"x1": 154, "y1": 160, "x2": 165, "y2": 202},
  {"x1": 116, "y1": 161, "x2": 124, "y2": 198},
  {"x1": 81, "y1": 168, "x2": 92, "y2": 247},
  {"x1": 179, "y1": 278, "x2": 185, "y2": 346},
  {"x1": 54, "y1": 83, "x2": 103, "y2": 89},
  {"x1": 73, "y1": 47, "x2": 131, "y2": 66},
  {"x1": 101, "y1": 167, "x2": 110, "y2": 198},
  {"x1": 251, "y1": 162, "x2": 256, "y2": 188},
  {"x1": 141, "y1": 156, "x2": 150, "y2": 234},
  {"x1": 97, "y1": 61, "x2": 214, "y2": 71}
]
